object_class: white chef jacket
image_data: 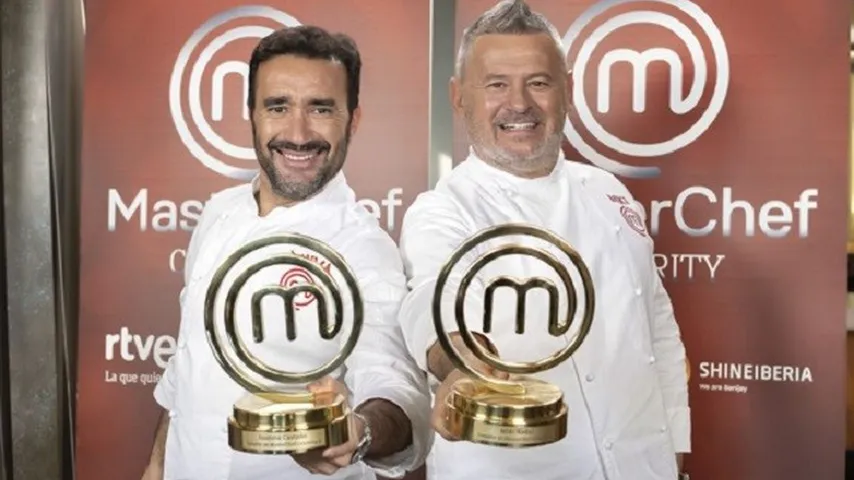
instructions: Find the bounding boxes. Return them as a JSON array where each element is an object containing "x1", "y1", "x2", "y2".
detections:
[
  {"x1": 397, "y1": 149, "x2": 690, "y2": 480},
  {"x1": 154, "y1": 172, "x2": 432, "y2": 480}
]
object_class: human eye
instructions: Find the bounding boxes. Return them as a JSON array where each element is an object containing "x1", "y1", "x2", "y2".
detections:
[
  {"x1": 528, "y1": 79, "x2": 551, "y2": 90},
  {"x1": 311, "y1": 106, "x2": 334, "y2": 115}
]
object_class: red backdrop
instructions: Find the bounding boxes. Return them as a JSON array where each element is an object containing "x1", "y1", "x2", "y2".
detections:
[
  {"x1": 77, "y1": 0, "x2": 848, "y2": 479},
  {"x1": 454, "y1": 0, "x2": 848, "y2": 479},
  {"x1": 76, "y1": 1, "x2": 428, "y2": 478}
]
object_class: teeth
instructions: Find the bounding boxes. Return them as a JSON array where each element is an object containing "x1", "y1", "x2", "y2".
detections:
[
  {"x1": 281, "y1": 152, "x2": 314, "y2": 161},
  {"x1": 501, "y1": 123, "x2": 536, "y2": 131}
]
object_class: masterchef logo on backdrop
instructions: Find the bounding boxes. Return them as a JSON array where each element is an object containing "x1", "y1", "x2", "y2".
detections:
[
  {"x1": 170, "y1": 6, "x2": 301, "y2": 181},
  {"x1": 562, "y1": 0, "x2": 729, "y2": 180},
  {"x1": 561, "y1": 0, "x2": 820, "y2": 283}
]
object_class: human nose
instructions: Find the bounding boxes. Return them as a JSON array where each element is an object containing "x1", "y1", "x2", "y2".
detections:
[
  {"x1": 283, "y1": 108, "x2": 312, "y2": 144},
  {"x1": 507, "y1": 82, "x2": 533, "y2": 112}
]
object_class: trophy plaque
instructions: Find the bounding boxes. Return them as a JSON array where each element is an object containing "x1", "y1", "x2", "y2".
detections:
[
  {"x1": 433, "y1": 224, "x2": 595, "y2": 448},
  {"x1": 203, "y1": 234, "x2": 363, "y2": 454}
]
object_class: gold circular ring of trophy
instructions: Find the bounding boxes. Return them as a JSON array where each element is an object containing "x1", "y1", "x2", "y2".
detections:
[
  {"x1": 432, "y1": 223, "x2": 596, "y2": 391},
  {"x1": 203, "y1": 234, "x2": 364, "y2": 393}
]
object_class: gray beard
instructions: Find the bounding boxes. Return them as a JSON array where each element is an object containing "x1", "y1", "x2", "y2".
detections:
[{"x1": 464, "y1": 115, "x2": 563, "y2": 173}]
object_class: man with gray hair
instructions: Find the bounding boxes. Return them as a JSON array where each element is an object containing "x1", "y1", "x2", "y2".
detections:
[{"x1": 397, "y1": 1, "x2": 691, "y2": 479}]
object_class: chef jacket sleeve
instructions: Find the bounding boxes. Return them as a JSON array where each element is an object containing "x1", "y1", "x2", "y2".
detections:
[
  {"x1": 153, "y1": 194, "x2": 216, "y2": 412},
  {"x1": 610, "y1": 175, "x2": 691, "y2": 453},
  {"x1": 342, "y1": 231, "x2": 434, "y2": 477},
  {"x1": 650, "y1": 270, "x2": 691, "y2": 453},
  {"x1": 396, "y1": 192, "x2": 493, "y2": 385}
]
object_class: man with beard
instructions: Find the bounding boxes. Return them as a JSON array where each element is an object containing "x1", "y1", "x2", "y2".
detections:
[
  {"x1": 141, "y1": 26, "x2": 432, "y2": 480},
  {"x1": 396, "y1": 1, "x2": 691, "y2": 479}
]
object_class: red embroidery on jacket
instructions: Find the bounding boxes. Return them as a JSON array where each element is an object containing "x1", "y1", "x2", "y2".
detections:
[{"x1": 607, "y1": 195, "x2": 647, "y2": 237}]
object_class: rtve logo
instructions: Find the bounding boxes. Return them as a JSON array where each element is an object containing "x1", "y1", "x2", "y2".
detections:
[
  {"x1": 169, "y1": 6, "x2": 301, "y2": 180},
  {"x1": 562, "y1": 0, "x2": 730, "y2": 179}
]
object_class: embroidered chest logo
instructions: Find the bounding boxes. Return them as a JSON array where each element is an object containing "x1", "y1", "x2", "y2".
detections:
[
  {"x1": 606, "y1": 194, "x2": 647, "y2": 237},
  {"x1": 279, "y1": 251, "x2": 332, "y2": 309}
]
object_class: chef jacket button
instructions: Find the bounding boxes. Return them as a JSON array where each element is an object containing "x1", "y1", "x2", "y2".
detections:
[
  {"x1": 634, "y1": 288, "x2": 642, "y2": 296},
  {"x1": 604, "y1": 440, "x2": 613, "y2": 450},
  {"x1": 614, "y1": 225, "x2": 621, "y2": 233},
  {"x1": 661, "y1": 426, "x2": 668, "y2": 432},
  {"x1": 585, "y1": 374, "x2": 595, "y2": 382},
  {"x1": 649, "y1": 356, "x2": 656, "y2": 364}
]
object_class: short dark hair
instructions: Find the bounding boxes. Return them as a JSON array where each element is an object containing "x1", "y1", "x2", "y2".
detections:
[{"x1": 247, "y1": 25, "x2": 361, "y2": 115}]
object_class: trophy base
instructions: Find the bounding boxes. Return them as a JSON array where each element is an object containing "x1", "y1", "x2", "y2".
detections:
[
  {"x1": 445, "y1": 377, "x2": 567, "y2": 448},
  {"x1": 228, "y1": 390, "x2": 350, "y2": 454}
]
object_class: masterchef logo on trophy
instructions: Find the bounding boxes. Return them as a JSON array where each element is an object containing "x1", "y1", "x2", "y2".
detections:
[
  {"x1": 279, "y1": 267, "x2": 316, "y2": 309},
  {"x1": 432, "y1": 224, "x2": 595, "y2": 447},
  {"x1": 278, "y1": 251, "x2": 332, "y2": 309},
  {"x1": 204, "y1": 234, "x2": 363, "y2": 453},
  {"x1": 170, "y1": 6, "x2": 301, "y2": 180},
  {"x1": 561, "y1": 0, "x2": 729, "y2": 179}
]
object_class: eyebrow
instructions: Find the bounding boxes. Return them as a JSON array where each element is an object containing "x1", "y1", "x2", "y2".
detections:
[
  {"x1": 308, "y1": 98, "x2": 336, "y2": 108},
  {"x1": 262, "y1": 96, "x2": 289, "y2": 108},
  {"x1": 261, "y1": 96, "x2": 337, "y2": 108},
  {"x1": 483, "y1": 72, "x2": 555, "y2": 82}
]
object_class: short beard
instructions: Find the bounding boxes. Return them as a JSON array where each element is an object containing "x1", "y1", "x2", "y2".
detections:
[
  {"x1": 464, "y1": 108, "x2": 563, "y2": 175},
  {"x1": 252, "y1": 122, "x2": 351, "y2": 202}
]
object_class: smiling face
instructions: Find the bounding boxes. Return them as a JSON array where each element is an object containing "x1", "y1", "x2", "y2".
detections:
[
  {"x1": 251, "y1": 54, "x2": 360, "y2": 202},
  {"x1": 452, "y1": 33, "x2": 569, "y2": 177}
]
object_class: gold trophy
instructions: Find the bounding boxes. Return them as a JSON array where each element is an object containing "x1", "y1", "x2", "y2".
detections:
[
  {"x1": 203, "y1": 234, "x2": 363, "y2": 454},
  {"x1": 433, "y1": 224, "x2": 595, "y2": 447}
]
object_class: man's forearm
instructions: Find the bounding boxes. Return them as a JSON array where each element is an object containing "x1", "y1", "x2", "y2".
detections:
[
  {"x1": 148, "y1": 410, "x2": 170, "y2": 466},
  {"x1": 356, "y1": 399, "x2": 412, "y2": 459}
]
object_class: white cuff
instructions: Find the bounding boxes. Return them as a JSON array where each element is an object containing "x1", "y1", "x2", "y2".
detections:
[{"x1": 667, "y1": 406, "x2": 691, "y2": 452}]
